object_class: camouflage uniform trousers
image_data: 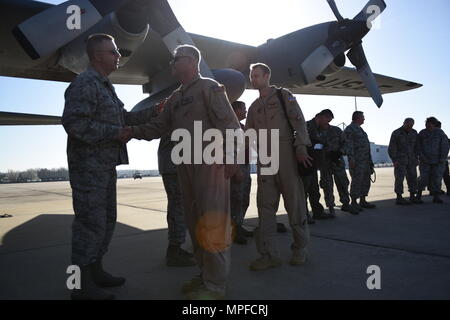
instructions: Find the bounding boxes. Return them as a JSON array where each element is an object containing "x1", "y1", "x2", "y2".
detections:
[
  {"x1": 302, "y1": 170, "x2": 324, "y2": 213},
  {"x1": 394, "y1": 163, "x2": 418, "y2": 195},
  {"x1": 320, "y1": 161, "x2": 350, "y2": 207},
  {"x1": 418, "y1": 162, "x2": 446, "y2": 194},
  {"x1": 70, "y1": 168, "x2": 117, "y2": 266},
  {"x1": 162, "y1": 173, "x2": 187, "y2": 246},
  {"x1": 230, "y1": 164, "x2": 251, "y2": 227},
  {"x1": 349, "y1": 161, "x2": 371, "y2": 199},
  {"x1": 443, "y1": 161, "x2": 450, "y2": 192}
]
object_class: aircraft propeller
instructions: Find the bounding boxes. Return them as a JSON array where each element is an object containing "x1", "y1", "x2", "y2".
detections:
[{"x1": 302, "y1": 0, "x2": 386, "y2": 107}]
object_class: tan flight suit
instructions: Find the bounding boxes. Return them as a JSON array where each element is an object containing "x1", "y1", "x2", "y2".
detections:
[
  {"x1": 245, "y1": 86, "x2": 311, "y2": 258},
  {"x1": 131, "y1": 75, "x2": 240, "y2": 295}
]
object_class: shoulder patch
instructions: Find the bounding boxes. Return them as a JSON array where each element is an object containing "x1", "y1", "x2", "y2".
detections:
[{"x1": 288, "y1": 96, "x2": 297, "y2": 102}]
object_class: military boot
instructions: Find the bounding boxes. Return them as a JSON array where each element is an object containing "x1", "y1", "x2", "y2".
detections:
[
  {"x1": 307, "y1": 213, "x2": 316, "y2": 225},
  {"x1": 166, "y1": 245, "x2": 196, "y2": 267},
  {"x1": 415, "y1": 191, "x2": 424, "y2": 204},
  {"x1": 313, "y1": 207, "x2": 334, "y2": 220},
  {"x1": 233, "y1": 226, "x2": 248, "y2": 245},
  {"x1": 185, "y1": 285, "x2": 225, "y2": 300},
  {"x1": 396, "y1": 194, "x2": 411, "y2": 205},
  {"x1": 90, "y1": 257, "x2": 126, "y2": 288},
  {"x1": 348, "y1": 199, "x2": 360, "y2": 215},
  {"x1": 410, "y1": 192, "x2": 423, "y2": 204},
  {"x1": 433, "y1": 195, "x2": 444, "y2": 204},
  {"x1": 360, "y1": 197, "x2": 376, "y2": 209},
  {"x1": 328, "y1": 207, "x2": 336, "y2": 218},
  {"x1": 249, "y1": 255, "x2": 282, "y2": 271},
  {"x1": 290, "y1": 248, "x2": 308, "y2": 266},
  {"x1": 181, "y1": 275, "x2": 203, "y2": 294},
  {"x1": 341, "y1": 203, "x2": 351, "y2": 212},
  {"x1": 240, "y1": 226, "x2": 254, "y2": 237},
  {"x1": 276, "y1": 222, "x2": 287, "y2": 233},
  {"x1": 70, "y1": 265, "x2": 115, "y2": 300}
]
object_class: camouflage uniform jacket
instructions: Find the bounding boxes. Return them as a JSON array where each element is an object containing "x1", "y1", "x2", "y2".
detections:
[
  {"x1": 323, "y1": 125, "x2": 346, "y2": 163},
  {"x1": 388, "y1": 127, "x2": 418, "y2": 165},
  {"x1": 62, "y1": 66, "x2": 157, "y2": 170},
  {"x1": 343, "y1": 122, "x2": 372, "y2": 163},
  {"x1": 417, "y1": 128, "x2": 449, "y2": 164}
]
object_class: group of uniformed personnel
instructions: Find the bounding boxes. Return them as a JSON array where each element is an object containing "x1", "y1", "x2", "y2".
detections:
[
  {"x1": 62, "y1": 33, "x2": 449, "y2": 301},
  {"x1": 389, "y1": 117, "x2": 449, "y2": 205}
]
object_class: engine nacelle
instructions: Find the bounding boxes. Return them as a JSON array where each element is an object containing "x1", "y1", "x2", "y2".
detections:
[
  {"x1": 58, "y1": 12, "x2": 149, "y2": 74},
  {"x1": 319, "y1": 53, "x2": 346, "y2": 76},
  {"x1": 131, "y1": 68, "x2": 246, "y2": 113},
  {"x1": 211, "y1": 69, "x2": 246, "y2": 103}
]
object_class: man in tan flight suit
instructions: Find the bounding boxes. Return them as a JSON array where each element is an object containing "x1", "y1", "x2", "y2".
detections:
[
  {"x1": 128, "y1": 45, "x2": 240, "y2": 300},
  {"x1": 245, "y1": 63, "x2": 311, "y2": 270}
]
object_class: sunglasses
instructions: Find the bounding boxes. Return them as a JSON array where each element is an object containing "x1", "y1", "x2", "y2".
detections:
[{"x1": 96, "y1": 48, "x2": 121, "y2": 56}]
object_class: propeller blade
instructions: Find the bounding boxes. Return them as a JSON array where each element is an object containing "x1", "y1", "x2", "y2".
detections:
[
  {"x1": 0, "y1": 112, "x2": 61, "y2": 126},
  {"x1": 353, "y1": 0, "x2": 386, "y2": 25},
  {"x1": 13, "y1": 0, "x2": 130, "y2": 60},
  {"x1": 347, "y1": 44, "x2": 383, "y2": 107},
  {"x1": 326, "y1": 0, "x2": 345, "y2": 21},
  {"x1": 144, "y1": 0, "x2": 214, "y2": 78}
]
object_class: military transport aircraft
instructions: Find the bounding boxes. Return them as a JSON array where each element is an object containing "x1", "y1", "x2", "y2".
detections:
[{"x1": 0, "y1": 0, "x2": 422, "y2": 125}]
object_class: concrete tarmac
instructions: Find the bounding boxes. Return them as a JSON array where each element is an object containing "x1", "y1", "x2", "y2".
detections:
[{"x1": 1, "y1": 167, "x2": 449, "y2": 300}]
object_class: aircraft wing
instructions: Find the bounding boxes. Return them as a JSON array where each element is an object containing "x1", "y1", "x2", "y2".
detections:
[
  {"x1": 0, "y1": 0, "x2": 422, "y2": 107},
  {"x1": 0, "y1": 112, "x2": 61, "y2": 126},
  {"x1": 288, "y1": 67, "x2": 422, "y2": 97}
]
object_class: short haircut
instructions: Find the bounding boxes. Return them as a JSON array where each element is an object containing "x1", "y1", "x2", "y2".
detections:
[
  {"x1": 174, "y1": 45, "x2": 201, "y2": 63},
  {"x1": 250, "y1": 63, "x2": 271, "y2": 75},
  {"x1": 352, "y1": 111, "x2": 364, "y2": 121},
  {"x1": 232, "y1": 101, "x2": 245, "y2": 110},
  {"x1": 426, "y1": 117, "x2": 439, "y2": 126},
  {"x1": 86, "y1": 33, "x2": 115, "y2": 59},
  {"x1": 437, "y1": 121, "x2": 442, "y2": 128},
  {"x1": 404, "y1": 118, "x2": 415, "y2": 124},
  {"x1": 319, "y1": 109, "x2": 334, "y2": 119}
]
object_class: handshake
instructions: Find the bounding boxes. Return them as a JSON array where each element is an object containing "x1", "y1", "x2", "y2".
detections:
[{"x1": 116, "y1": 127, "x2": 133, "y2": 144}]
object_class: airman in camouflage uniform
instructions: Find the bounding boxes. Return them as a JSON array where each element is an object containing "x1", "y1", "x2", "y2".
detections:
[
  {"x1": 62, "y1": 34, "x2": 158, "y2": 300},
  {"x1": 343, "y1": 111, "x2": 376, "y2": 214},
  {"x1": 158, "y1": 135, "x2": 196, "y2": 267},
  {"x1": 230, "y1": 101, "x2": 253, "y2": 245},
  {"x1": 416, "y1": 117, "x2": 450, "y2": 203},
  {"x1": 444, "y1": 140, "x2": 450, "y2": 196},
  {"x1": 129, "y1": 45, "x2": 241, "y2": 300},
  {"x1": 304, "y1": 115, "x2": 329, "y2": 219},
  {"x1": 320, "y1": 122, "x2": 351, "y2": 213},
  {"x1": 245, "y1": 63, "x2": 311, "y2": 271},
  {"x1": 388, "y1": 118, "x2": 420, "y2": 205}
]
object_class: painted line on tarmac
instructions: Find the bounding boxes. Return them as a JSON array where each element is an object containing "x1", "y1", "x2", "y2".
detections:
[{"x1": 311, "y1": 233, "x2": 450, "y2": 260}]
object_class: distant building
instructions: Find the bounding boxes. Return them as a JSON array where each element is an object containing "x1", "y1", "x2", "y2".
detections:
[
  {"x1": 342, "y1": 142, "x2": 392, "y2": 168},
  {"x1": 370, "y1": 142, "x2": 391, "y2": 164},
  {"x1": 250, "y1": 141, "x2": 392, "y2": 173}
]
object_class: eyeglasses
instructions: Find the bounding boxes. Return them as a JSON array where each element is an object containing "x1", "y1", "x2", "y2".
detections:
[{"x1": 169, "y1": 55, "x2": 192, "y2": 65}]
